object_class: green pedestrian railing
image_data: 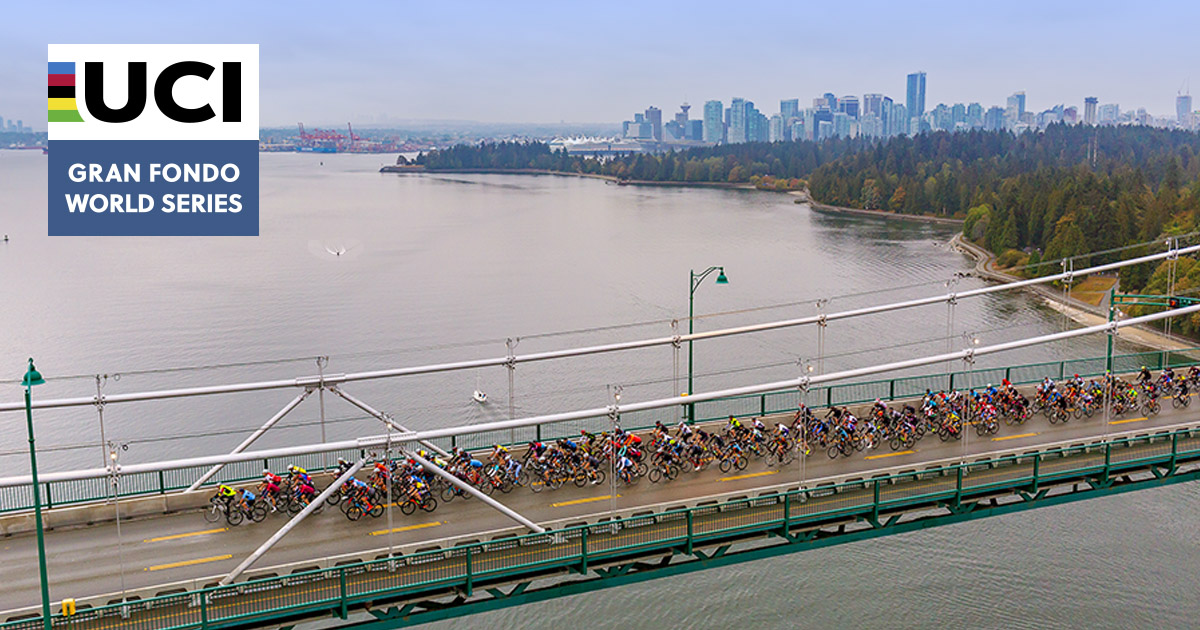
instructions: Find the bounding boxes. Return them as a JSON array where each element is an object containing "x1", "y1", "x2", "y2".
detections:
[
  {"x1": 3, "y1": 346, "x2": 1200, "y2": 515},
  {"x1": 5, "y1": 424, "x2": 1199, "y2": 630}
]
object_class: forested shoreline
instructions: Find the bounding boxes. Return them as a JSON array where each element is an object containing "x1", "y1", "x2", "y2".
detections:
[{"x1": 413, "y1": 127, "x2": 1200, "y2": 333}]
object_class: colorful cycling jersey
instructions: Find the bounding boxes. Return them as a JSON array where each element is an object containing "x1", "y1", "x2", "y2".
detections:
[
  {"x1": 218, "y1": 485, "x2": 235, "y2": 497},
  {"x1": 242, "y1": 490, "x2": 256, "y2": 502}
]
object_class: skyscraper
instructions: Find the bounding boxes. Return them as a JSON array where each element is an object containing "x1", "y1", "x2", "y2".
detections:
[
  {"x1": 838, "y1": 95, "x2": 859, "y2": 119},
  {"x1": 1178, "y1": 94, "x2": 1193, "y2": 125},
  {"x1": 729, "y1": 97, "x2": 747, "y2": 144},
  {"x1": 780, "y1": 99, "x2": 799, "y2": 122},
  {"x1": 769, "y1": 114, "x2": 784, "y2": 142},
  {"x1": 645, "y1": 106, "x2": 662, "y2": 142},
  {"x1": 703, "y1": 100, "x2": 724, "y2": 143},
  {"x1": 1084, "y1": 97, "x2": 1098, "y2": 125},
  {"x1": 984, "y1": 107, "x2": 1005, "y2": 131},
  {"x1": 1006, "y1": 92, "x2": 1026, "y2": 128},
  {"x1": 967, "y1": 103, "x2": 983, "y2": 128},
  {"x1": 906, "y1": 72, "x2": 926, "y2": 121}
]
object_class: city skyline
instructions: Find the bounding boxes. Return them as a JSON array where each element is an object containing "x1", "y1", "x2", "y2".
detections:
[{"x1": 2, "y1": 0, "x2": 1199, "y2": 129}]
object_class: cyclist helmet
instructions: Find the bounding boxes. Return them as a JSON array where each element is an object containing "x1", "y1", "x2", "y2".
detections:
[
  {"x1": 417, "y1": 449, "x2": 427, "y2": 458},
  {"x1": 337, "y1": 458, "x2": 347, "y2": 466},
  {"x1": 286, "y1": 464, "x2": 295, "y2": 473},
  {"x1": 262, "y1": 468, "x2": 271, "y2": 475},
  {"x1": 1074, "y1": 374, "x2": 1079, "y2": 378}
]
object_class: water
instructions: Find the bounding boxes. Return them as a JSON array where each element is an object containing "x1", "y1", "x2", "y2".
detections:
[{"x1": 2, "y1": 151, "x2": 1195, "y2": 627}]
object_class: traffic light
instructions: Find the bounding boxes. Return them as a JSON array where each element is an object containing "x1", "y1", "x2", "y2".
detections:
[{"x1": 1169, "y1": 297, "x2": 1180, "y2": 309}]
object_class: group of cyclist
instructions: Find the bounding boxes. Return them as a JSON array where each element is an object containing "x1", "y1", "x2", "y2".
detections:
[{"x1": 207, "y1": 365, "x2": 1198, "y2": 526}]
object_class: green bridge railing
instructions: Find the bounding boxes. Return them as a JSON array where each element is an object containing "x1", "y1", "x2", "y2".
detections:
[
  {"x1": 2, "y1": 346, "x2": 1198, "y2": 514},
  {"x1": 4, "y1": 425, "x2": 1199, "y2": 630}
]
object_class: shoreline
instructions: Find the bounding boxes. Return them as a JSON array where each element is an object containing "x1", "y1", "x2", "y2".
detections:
[
  {"x1": 951, "y1": 233, "x2": 1197, "y2": 353},
  {"x1": 798, "y1": 194, "x2": 964, "y2": 225},
  {"x1": 378, "y1": 166, "x2": 759, "y2": 190}
]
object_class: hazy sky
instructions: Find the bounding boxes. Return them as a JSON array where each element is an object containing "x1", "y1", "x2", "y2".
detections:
[{"x1": 4, "y1": 0, "x2": 1198, "y2": 129}]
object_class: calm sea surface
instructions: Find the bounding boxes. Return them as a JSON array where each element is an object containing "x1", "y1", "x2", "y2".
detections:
[{"x1": 1, "y1": 151, "x2": 1195, "y2": 628}]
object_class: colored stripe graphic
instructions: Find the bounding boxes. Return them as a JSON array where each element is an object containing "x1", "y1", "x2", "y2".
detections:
[{"x1": 47, "y1": 62, "x2": 83, "y2": 122}]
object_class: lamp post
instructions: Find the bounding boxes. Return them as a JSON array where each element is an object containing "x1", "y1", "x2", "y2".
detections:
[
  {"x1": 688, "y1": 266, "x2": 728, "y2": 422},
  {"x1": 22, "y1": 358, "x2": 50, "y2": 630}
]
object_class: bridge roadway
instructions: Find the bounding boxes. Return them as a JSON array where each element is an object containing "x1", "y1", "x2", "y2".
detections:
[{"x1": 1, "y1": 394, "x2": 1194, "y2": 616}]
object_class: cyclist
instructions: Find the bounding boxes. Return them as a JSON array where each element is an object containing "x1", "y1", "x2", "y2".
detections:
[
  {"x1": 215, "y1": 484, "x2": 236, "y2": 506},
  {"x1": 237, "y1": 487, "x2": 257, "y2": 513},
  {"x1": 1138, "y1": 366, "x2": 1152, "y2": 384}
]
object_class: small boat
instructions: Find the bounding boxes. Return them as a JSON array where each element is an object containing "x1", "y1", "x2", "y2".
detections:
[{"x1": 473, "y1": 390, "x2": 488, "y2": 404}]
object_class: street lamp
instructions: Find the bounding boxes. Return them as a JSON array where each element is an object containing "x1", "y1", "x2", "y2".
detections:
[
  {"x1": 21, "y1": 358, "x2": 51, "y2": 630},
  {"x1": 687, "y1": 267, "x2": 728, "y2": 422}
]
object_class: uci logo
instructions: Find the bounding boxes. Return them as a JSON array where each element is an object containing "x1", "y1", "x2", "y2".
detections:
[{"x1": 82, "y1": 61, "x2": 243, "y2": 124}]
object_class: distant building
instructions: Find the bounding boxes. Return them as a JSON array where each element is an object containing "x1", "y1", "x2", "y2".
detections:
[
  {"x1": 1178, "y1": 94, "x2": 1193, "y2": 125},
  {"x1": 1083, "y1": 97, "x2": 1098, "y2": 125},
  {"x1": 790, "y1": 119, "x2": 806, "y2": 143},
  {"x1": 967, "y1": 103, "x2": 983, "y2": 128},
  {"x1": 823, "y1": 93, "x2": 838, "y2": 112},
  {"x1": 833, "y1": 111, "x2": 852, "y2": 138},
  {"x1": 645, "y1": 106, "x2": 662, "y2": 141},
  {"x1": 817, "y1": 120, "x2": 833, "y2": 142},
  {"x1": 769, "y1": 114, "x2": 784, "y2": 142},
  {"x1": 889, "y1": 102, "x2": 907, "y2": 137},
  {"x1": 664, "y1": 103, "x2": 696, "y2": 141},
  {"x1": 703, "y1": 100, "x2": 724, "y2": 143},
  {"x1": 1063, "y1": 106, "x2": 1078, "y2": 125},
  {"x1": 780, "y1": 99, "x2": 800, "y2": 121},
  {"x1": 838, "y1": 95, "x2": 860, "y2": 119},
  {"x1": 951, "y1": 103, "x2": 966, "y2": 128},
  {"x1": 1006, "y1": 91, "x2": 1026, "y2": 128},
  {"x1": 906, "y1": 71, "x2": 926, "y2": 120},
  {"x1": 745, "y1": 101, "x2": 768, "y2": 142},
  {"x1": 931, "y1": 104, "x2": 951, "y2": 131},
  {"x1": 859, "y1": 113, "x2": 884, "y2": 138},
  {"x1": 729, "y1": 97, "x2": 747, "y2": 143},
  {"x1": 1098, "y1": 103, "x2": 1119, "y2": 125},
  {"x1": 984, "y1": 106, "x2": 1005, "y2": 131}
]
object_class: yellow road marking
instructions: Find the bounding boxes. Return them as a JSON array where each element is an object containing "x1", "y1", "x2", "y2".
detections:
[
  {"x1": 720, "y1": 470, "x2": 780, "y2": 482},
  {"x1": 1109, "y1": 416, "x2": 1149, "y2": 425},
  {"x1": 552, "y1": 494, "x2": 619, "y2": 507},
  {"x1": 142, "y1": 528, "x2": 227, "y2": 543},
  {"x1": 865, "y1": 450, "x2": 914, "y2": 460},
  {"x1": 144, "y1": 554, "x2": 232, "y2": 572},
  {"x1": 992, "y1": 432, "x2": 1039, "y2": 442},
  {"x1": 369, "y1": 521, "x2": 445, "y2": 536}
]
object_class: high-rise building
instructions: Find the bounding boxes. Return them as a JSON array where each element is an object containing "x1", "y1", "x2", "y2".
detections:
[
  {"x1": 1063, "y1": 106, "x2": 1078, "y2": 125},
  {"x1": 1006, "y1": 92, "x2": 1026, "y2": 128},
  {"x1": 729, "y1": 97, "x2": 747, "y2": 144},
  {"x1": 906, "y1": 72, "x2": 926, "y2": 120},
  {"x1": 951, "y1": 103, "x2": 966, "y2": 128},
  {"x1": 1178, "y1": 94, "x2": 1193, "y2": 125},
  {"x1": 862, "y1": 94, "x2": 884, "y2": 118},
  {"x1": 1099, "y1": 103, "x2": 1119, "y2": 125},
  {"x1": 833, "y1": 112, "x2": 852, "y2": 138},
  {"x1": 817, "y1": 120, "x2": 833, "y2": 142},
  {"x1": 745, "y1": 101, "x2": 768, "y2": 142},
  {"x1": 790, "y1": 119, "x2": 805, "y2": 143},
  {"x1": 823, "y1": 93, "x2": 838, "y2": 112},
  {"x1": 769, "y1": 114, "x2": 784, "y2": 142},
  {"x1": 703, "y1": 100, "x2": 724, "y2": 143},
  {"x1": 838, "y1": 95, "x2": 859, "y2": 119},
  {"x1": 967, "y1": 103, "x2": 983, "y2": 128},
  {"x1": 1084, "y1": 97, "x2": 1098, "y2": 125},
  {"x1": 781, "y1": 99, "x2": 799, "y2": 122},
  {"x1": 645, "y1": 106, "x2": 662, "y2": 142},
  {"x1": 984, "y1": 106, "x2": 1005, "y2": 131},
  {"x1": 889, "y1": 102, "x2": 907, "y2": 137},
  {"x1": 880, "y1": 97, "x2": 894, "y2": 136}
]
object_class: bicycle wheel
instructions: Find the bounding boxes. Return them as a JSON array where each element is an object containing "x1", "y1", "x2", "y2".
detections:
[
  {"x1": 667, "y1": 464, "x2": 680, "y2": 480},
  {"x1": 1184, "y1": 396, "x2": 1192, "y2": 408},
  {"x1": 718, "y1": 459, "x2": 732, "y2": 474},
  {"x1": 251, "y1": 503, "x2": 268, "y2": 522},
  {"x1": 648, "y1": 468, "x2": 663, "y2": 484},
  {"x1": 592, "y1": 469, "x2": 605, "y2": 486},
  {"x1": 226, "y1": 508, "x2": 244, "y2": 527},
  {"x1": 529, "y1": 476, "x2": 545, "y2": 493},
  {"x1": 400, "y1": 500, "x2": 416, "y2": 516},
  {"x1": 779, "y1": 450, "x2": 794, "y2": 466},
  {"x1": 1173, "y1": 396, "x2": 1183, "y2": 409},
  {"x1": 346, "y1": 506, "x2": 363, "y2": 521},
  {"x1": 735, "y1": 456, "x2": 747, "y2": 470},
  {"x1": 325, "y1": 491, "x2": 342, "y2": 507},
  {"x1": 204, "y1": 500, "x2": 223, "y2": 523},
  {"x1": 421, "y1": 497, "x2": 438, "y2": 513},
  {"x1": 763, "y1": 452, "x2": 776, "y2": 468},
  {"x1": 636, "y1": 462, "x2": 648, "y2": 477},
  {"x1": 1150, "y1": 400, "x2": 1161, "y2": 415},
  {"x1": 287, "y1": 498, "x2": 307, "y2": 515},
  {"x1": 827, "y1": 446, "x2": 840, "y2": 459}
]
